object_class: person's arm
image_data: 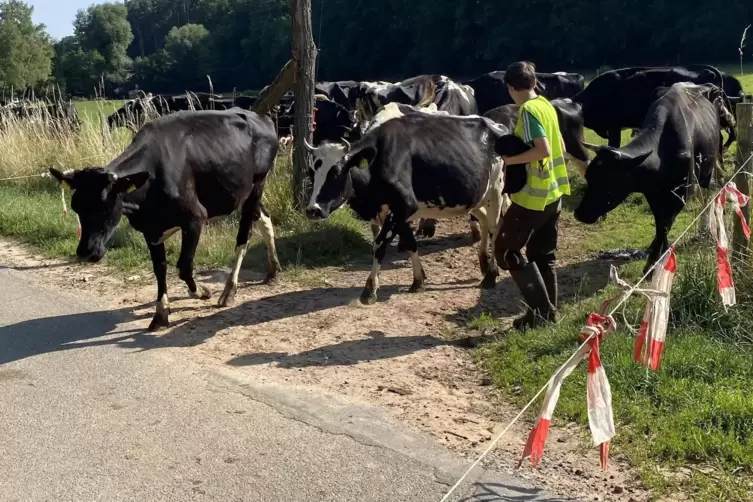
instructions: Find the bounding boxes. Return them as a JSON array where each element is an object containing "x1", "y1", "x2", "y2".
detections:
[
  {"x1": 503, "y1": 110, "x2": 551, "y2": 166},
  {"x1": 502, "y1": 136, "x2": 551, "y2": 166}
]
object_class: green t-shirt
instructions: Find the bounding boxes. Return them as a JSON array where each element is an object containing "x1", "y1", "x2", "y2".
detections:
[{"x1": 520, "y1": 110, "x2": 546, "y2": 144}]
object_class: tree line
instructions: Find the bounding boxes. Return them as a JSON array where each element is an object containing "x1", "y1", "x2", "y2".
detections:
[{"x1": 1, "y1": 0, "x2": 752, "y2": 99}]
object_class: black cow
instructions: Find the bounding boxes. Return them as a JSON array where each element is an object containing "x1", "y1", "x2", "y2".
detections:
[
  {"x1": 650, "y1": 82, "x2": 736, "y2": 158},
  {"x1": 464, "y1": 71, "x2": 586, "y2": 115},
  {"x1": 484, "y1": 98, "x2": 590, "y2": 175},
  {"x1": 356, "y1": 75, "x2": 477, "y2": 122},
  {"x1": 574, "y1": 65, "x2": 728, "y2": 148},
  {"x1": 107, "y1": 93, "x2": 246, "y2": 129},
  {"x1": 304, "y1": 113, "x2": 529, "y2": 303},
  {"x1": 312, "y1": 97, "x2": 359, "y2": 145},
  {"x1": 574, "y1": 83, "x2": 724, "y2": 275},
  {"x1": 315, "y1": 81, "x2": 363, "y2": 109},
  {"x1": 49, "y1": 108, "x2": 281, "y2": 331}
]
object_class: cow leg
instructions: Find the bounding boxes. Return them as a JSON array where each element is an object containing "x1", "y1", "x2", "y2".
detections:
[
  {"x1": 255, "y1": 203, "x2": 281, "y2": 284},
  {"x1": 416, "y1": 218, "x2": 437, "y2": 238},
  {"x1": 396, "y1": 220, "x2": 426, "y2": 292},
  {"x1": 469, "y1": 214, "x2": 483, "y2": 243},
  {"x1": 470, "y1": 206, "x2": 493, "y2": 281},
  {"x1": 370, "y1": 220, "x2": 381, "y2": 240},
  {"x1": 178, "y1": 221, "x2": 212, "y2": 301},
  {"x1": 146, "y1": 241, "x2": 170, "y2": 332},
  {"x1": 360, "y1": 213, "x2": 399, "y2": 305},
  {"x1": 480, "y1": 191, "x2": 505, "y2": 289},
  {"x1": 644, "y1": 213, "x2": 677, "y2": 277},
  {"x1": 218, "y1": 182, "x2": 278, "y2": 308}
]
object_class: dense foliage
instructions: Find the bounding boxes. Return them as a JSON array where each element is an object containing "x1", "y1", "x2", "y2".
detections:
[{"x1": 7, "y1": 0, "x2": 753, "y2": 96}]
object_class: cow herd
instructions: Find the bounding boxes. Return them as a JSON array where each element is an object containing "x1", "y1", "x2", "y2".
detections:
[
  {"x1": 47, "y1": 64, "x2": 746, "y2": 331},
  {"x1": 0, "y1": 99, "x2": 81, "y2": 131}
]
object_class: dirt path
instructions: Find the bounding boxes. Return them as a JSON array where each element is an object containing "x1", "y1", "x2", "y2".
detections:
[{"x1": 0, "y1": 218, "x2": 651, "y2": 502}]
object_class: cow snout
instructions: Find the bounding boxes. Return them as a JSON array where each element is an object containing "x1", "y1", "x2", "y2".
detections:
[
  {"x1": 305, "y1": 205, "x2": 325, "y2": 220},
  {"x1": 76, "y1": 242, "x2": 104, "y2": 263}
]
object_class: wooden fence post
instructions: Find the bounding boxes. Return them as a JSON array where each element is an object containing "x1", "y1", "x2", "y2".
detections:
[
  {"x1": 732, "y1": 100, "x2": 753, "y2": 258},
  {"x1": 291, "y1": 0, "x2": 317, "y2": 211}
]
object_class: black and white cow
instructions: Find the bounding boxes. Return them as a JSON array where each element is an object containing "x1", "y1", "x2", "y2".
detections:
[
  {"x1": 304, "y1": 112, "x2": 530, "y2": 303},
  {"x1": 483, "y1": 98, "x2": 590, "y2": 176},
  {"x1": 306, "y1": 102, "x2": 486, "y2": 241},
  {"x1": 574, "y1": 83, "x2": 726, "y2": 275},
  {"x1": 464, "y1": 71, "x2": 586, "y2": 115},
  {"x1": 355, "y1": 75, "x2": 477, "y2": 123},
  {"x1": 574, "y1": 65, "x2": 730, "y2": 148},
  {"x1": 50, "y1": 108, "x2": 281, "y2": 331}
]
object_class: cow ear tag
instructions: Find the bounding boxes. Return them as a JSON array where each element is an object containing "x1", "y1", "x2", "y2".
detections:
[
  {"x1": 359, "y1": 158, "x2": 369, "y2": 169},
  {"x1": 343, "y1": 131, "x2": 350, "y2": 138},
  {"x1": 127, "y1": 185, "x2": 137, "y2": 193},
  {"x1": 62, "y1": 181, "x2": 70, "y2": 189}
]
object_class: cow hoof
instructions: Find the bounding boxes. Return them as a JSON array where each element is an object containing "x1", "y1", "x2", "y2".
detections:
[
  {"x1": 408, "y1": 281, "x2": 426, "y2": 294},
  {"x1": 217, "y1": 284, "x2": 237, "y2": 308},
  {"x1": 148, "y1": 312, "x2": 170, "y2": 332},
  {"x1": 480, "y1": 273, "x2": 497, "y2": 290},
  {"x1": 470, "y1": 226, "x2": 483, "y2": 244},
  {"x1": 359, "y1": 288, "x2": 377, "y2": 305},
  {"x1": 416, "y1": 225, "x2": 436, "y2": 239},
  {"x1": 190, "y1": 285, "x2": 212, "y2": 300}
]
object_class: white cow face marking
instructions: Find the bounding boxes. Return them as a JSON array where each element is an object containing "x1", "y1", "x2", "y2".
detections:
[{"x1": 306, "y1": 142, "x2": 350, "y2": 213}]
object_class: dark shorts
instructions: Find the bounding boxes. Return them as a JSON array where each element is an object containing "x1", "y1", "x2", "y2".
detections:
[{"x1": 495, "y1": 199, "x2": 561, "y2": 270}]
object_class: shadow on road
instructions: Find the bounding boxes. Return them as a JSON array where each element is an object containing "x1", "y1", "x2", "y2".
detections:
[
  {"x1": 460, "y1": 481, "x2": 573, "y2": 501},
  {"x1": 0, "y1": 302, "x2": 153, "y2": 365}
]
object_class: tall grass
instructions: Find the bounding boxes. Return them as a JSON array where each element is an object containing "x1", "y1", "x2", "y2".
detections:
[{"x1": 0, "y1": 99, "x2": 370, "y2": 273}]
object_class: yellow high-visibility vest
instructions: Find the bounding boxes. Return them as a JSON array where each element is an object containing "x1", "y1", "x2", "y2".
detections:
[{"x1": 511, "y1": 96, "x2": 570, "y2": 211}]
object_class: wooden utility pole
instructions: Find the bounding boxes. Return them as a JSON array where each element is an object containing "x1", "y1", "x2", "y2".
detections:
[
  {"x1": 732, "y1": 100, "x2": 753, "y2": 257},
  {"x1": 291, "y1": 0, "x2": 317, "y2": 210}
]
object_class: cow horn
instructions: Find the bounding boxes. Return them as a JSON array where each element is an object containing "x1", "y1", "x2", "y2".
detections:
[
  {"x1": 342, "y1": 138, "x2": 351, "y2": 153},
  {"x1": 303, "y1": 137, "x2": 316, "y2": 152},
  {"x1": 108, "y1": 172, "x2": 119, "y2": 183},
  {"x1": 582, "y1": 142, "x2": 601, "y2": 153}
]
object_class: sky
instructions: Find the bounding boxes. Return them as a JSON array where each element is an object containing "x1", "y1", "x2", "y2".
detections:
[{"x1": 30, "y1": 0, "x2": 116, "y2": 41}]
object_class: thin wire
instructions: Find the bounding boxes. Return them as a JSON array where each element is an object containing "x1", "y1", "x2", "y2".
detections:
[
  {"x1": 438, "y1": 152, "x2": 753, "y2": 502},
  {"x1": 0, "y1": 172, "x2": 49, "y2": 182}
]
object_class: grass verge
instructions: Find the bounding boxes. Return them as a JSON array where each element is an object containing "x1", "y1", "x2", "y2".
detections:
[{"x1": 475, "y1": 188, "x2": 753, "y2": 500}]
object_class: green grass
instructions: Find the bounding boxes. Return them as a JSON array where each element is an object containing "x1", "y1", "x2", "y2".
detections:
[{"x1": 473, "y1": 69, "x2": 753, "y2": 501}]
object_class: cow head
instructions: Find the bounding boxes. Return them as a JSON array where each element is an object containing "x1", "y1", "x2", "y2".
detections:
[
  {"x1": 303, "y1": 138, "x2": 356, "y2": 219},
  {"x1": 574, "y1": 144, "x2": 651, "y2": 224},
  {"x1": 49, "y1": 167, "x2": 150, "y2": 262}
]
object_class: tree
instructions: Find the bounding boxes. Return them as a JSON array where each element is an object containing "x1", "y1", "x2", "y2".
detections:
[
  {"x1": 163, "y1": 23, "x2": 212, "y2": 88},
  {"x1": 74, "y1": 2, "x2": 134, "y2": 89},
  {"x1": 0, "y1": 0, "x2": 53, "y2": 91},
  {"x1": 52, "y1": 36, "x2": 106, "y2": 96}
]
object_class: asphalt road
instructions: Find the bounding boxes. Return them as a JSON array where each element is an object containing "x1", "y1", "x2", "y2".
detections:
[{"x1": 0, "y1": 265, "x2": 566, "y2": 502}]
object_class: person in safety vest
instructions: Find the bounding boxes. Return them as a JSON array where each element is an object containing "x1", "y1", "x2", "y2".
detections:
[{"x1": 495, "y1": 61, "x2": 570, "y2": 331}]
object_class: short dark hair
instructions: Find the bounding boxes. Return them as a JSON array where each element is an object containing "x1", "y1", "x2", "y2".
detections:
[{"x1": 504, "y1": 61, "x2": 537, "y2": 90}]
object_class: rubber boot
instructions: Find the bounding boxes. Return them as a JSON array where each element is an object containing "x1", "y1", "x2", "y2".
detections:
[
  {"x1": 509, "y1": 262, "x2": 556, "y2": 332},
  {"x1": 535, "y1": 258, "x2": 558, "y2": 311}
]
